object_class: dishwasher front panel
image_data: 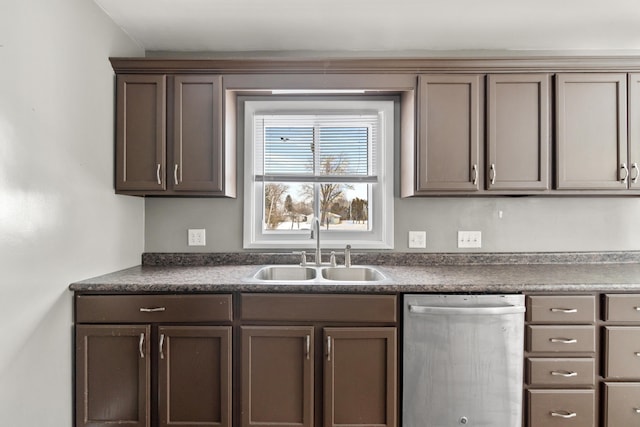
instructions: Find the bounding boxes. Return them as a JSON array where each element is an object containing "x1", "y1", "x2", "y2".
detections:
[{"x1": 403, "y1": 294, "x2": 525, "y2": 427}]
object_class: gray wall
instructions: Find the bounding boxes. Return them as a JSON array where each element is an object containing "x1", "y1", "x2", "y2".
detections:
[
  {"x1": 0, "y1": 1, "x2": 144, "y2": 425},
  {"x1": 145, "y1": 195, "x2": 640, "y2": 253},
  {"x1": 146, "y1": 119, "x2": 640, "y2": 253}
]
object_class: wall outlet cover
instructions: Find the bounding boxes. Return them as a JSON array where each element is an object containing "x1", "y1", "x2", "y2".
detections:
[
  {"x1": 408, "y1": 231, "x2": 427, "y2": 249},
  {"x1": 457, "y1": 231, "x2": 482, "y2": 249},
  {"x1": 188, "y1": 229, "x2": 206, "y2": 246}
]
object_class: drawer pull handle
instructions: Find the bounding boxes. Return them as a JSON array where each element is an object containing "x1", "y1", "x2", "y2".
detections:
[
  {"x1": 634, "y1": 352, "x2": 640, "y2": 357},
  {"x1": 634, "y1": 408, "x2": 640, "y2": 414},
  {"x1": 550, "y1": 338, "x2": 577, "y2": 344},
  {"x1": 635, "y1": 306, "x2": 640, "y2": 311},
  {"x1": 139, "y1": 307, "x2": 166, "y2": 313},
  {"x1": 551, "y1": 370, "x2": 578, "y2": 377},
  {"x1": 550, "y1": 411, "x2": 577, "y2": 419},
  {"x1": 550, "y1": 308, "x2": 577, "y2": 313}
]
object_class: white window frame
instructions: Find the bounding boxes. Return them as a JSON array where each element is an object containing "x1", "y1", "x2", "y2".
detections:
[{"x1": 242, "y1": 97, "x2": 394, "y2": 250}]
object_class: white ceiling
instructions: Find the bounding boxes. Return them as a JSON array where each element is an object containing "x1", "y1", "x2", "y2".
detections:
[{"x1": 94, "y1": 0, "x2": 640, "y2": 54}]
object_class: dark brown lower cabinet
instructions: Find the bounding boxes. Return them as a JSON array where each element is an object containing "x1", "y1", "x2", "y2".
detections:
[
  {"x1": 323, "y1": 328, "x2": 397, "y2": 427},
  {"x1": 76, "y1": 324, "x2": 232, "y2": 427},
  {"x1": 241, "y1": 326, "x2": 315, "y2": 427},
  {"x1": 241, "y1": 325, "x2": 397, "y2": 427},
  {"x1": 527, "y1": 389, "x2": 595, "y2": 427},
  {"x1": 603, "y1": 383, "x2": 640, "y2": 426},
  {"x1": 158, "y1": 326, "x2": 232, "y2": 427},
  {"x1": 76, "y1": 325, "x2": 150, "y2": 427}
]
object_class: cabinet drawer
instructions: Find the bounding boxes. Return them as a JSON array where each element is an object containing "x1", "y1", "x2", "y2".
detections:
[
  {"x1": 528, "y1": 389, "x2": 595, "y2": 427},
  {"x1": 604, "y1": 383, "x2": 640, "y2": 427},
  {"x1": 527, "y1": 325, "x2": 596, "y2": 353},
  {"x1": 527, "y1": 358, "x2": 595, "y2": 386},
  {"x1": 605, "y1": 327, "x2": 640, "y2": 378},
  {"x1": 241, "y1": 293, "x2": 397, "y2": 323},
  {"x1": 604, "y1": 294, "x2": 640, "y2": 322},
  {"x1": 527, "y1": 295, "x2": 596, "y2": 323},
  {"x1": 76, "y1": 294, "x2": 233, "y2": 323}
]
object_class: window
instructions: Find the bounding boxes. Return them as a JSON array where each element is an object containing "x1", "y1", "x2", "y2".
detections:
[{"x1": 243, "y1": 98, "x2": 394, "y2": 249}]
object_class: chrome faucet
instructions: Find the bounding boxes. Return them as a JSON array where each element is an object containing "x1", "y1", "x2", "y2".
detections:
[{"x1": 312, "y1": 217, "x2": 322, "y2": 265}]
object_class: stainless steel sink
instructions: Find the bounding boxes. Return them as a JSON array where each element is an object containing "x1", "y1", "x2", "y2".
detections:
[
  {"x1": 248, "y1": 265, "x2": 388, "y2": 283},
  {"x1": 253, "y1": 265, "x2": 316, "y2": 281},
  {"x1": 320, "y1": 266, "x2": 386, "y2": 282}
]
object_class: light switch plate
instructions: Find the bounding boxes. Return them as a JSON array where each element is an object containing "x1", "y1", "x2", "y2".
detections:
[
  {"x1": 408, "y1": 231, "x2": 427, "y2": 249},
  {"x1": 188, "y1": 229, "x2": 206, "y2": 246},
  {"x1": 457, "y1": 231, "x2": 482, "y2": 248}
]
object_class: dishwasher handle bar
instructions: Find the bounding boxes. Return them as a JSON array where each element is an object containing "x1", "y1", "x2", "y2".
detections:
[{"x1": 409, "y1": 304, "x2": 526, "y2": 316}]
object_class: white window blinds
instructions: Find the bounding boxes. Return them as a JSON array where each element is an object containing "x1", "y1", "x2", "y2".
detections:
[{"x1": 253, "y1": 112, "x2": 379, "y2": 182}]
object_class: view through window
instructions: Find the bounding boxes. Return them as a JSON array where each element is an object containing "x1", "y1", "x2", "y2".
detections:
[{"x1": 243, "y1": 98, "x2": 394, "y2": 249}]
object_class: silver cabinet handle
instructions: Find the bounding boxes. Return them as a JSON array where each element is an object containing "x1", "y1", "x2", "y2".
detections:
[
  {"x1": 156, "y1": 163, "x2": 162, "y2": 185},
  {"x1": 139, "y1": 307, "x2": 166, "y2": 313},
  {"x1": 551, "y1": 370, "x2": 578, "y2": 377},
  {"x1": 471, "y1": 164, "x2": 478, "y2": 186},
  {"x1": 327, "y1": 336, "x2": 332, "y2": 362},
  {"x1": 173, "y1": 164, "x2": 179, "y2": 185},
  {"x1": 489, "y1": 163, "x2": 496, "y2": 185},
  {"x1": 621, "y1": 163, "x2": 629, "y2": 184},
  {"x1": 550, "y1": 338, "x2": 577, "y2": 344},
  {"x1": 635, "y1": 306, "x2": 640, "y2": 311},
  {"x1": 550, "y1": 411, "x2": 577, "y2": 419},
  {"x1": 139, "y1": 333, "x2": 145, "y2": 359},
  {"x1": 550, "y1": 308, "x2": 578, "y2": 313},
  {"x1": 305, "y1": 335, "x2": 310, "y2": 360},
  {"x1": 632, "y1": 163, "x2": 639, "y2": 183},
  {"x1": 634, "y1": 408, "x2": 640, "y2": 414},
  {"x1": 634, "y1": 352, "x2": 640, "y2": 357},
  {"x1": 159, "y1": 333, "x2": 165, "y2": 360}
]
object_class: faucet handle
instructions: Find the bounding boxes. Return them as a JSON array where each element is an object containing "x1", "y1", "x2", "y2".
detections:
[
  {"x1": 293, "y1": 251, "x2": 307, "y2": 266},
  {"x1": 344, "y1": 245, "x2": 352, "y2": 268},
  {"x1": 329, "y1": 251, "x2": 337, "y2": 267}
]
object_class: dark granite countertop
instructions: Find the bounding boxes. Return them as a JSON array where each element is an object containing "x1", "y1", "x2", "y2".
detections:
[{"x1": 69, "y1": 252, "x2": 640, "y2": 294}]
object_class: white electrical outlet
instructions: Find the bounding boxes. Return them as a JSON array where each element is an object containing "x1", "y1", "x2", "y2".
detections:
[
  {"x1": 188, "y1": 229, "x2": 206, "y2": 246},
  {"x1": 408, "y1": 231, "x2": 427, "y2": 249},
  {"x1": 457, "y1": 231, "x2": 482, "y2": 248}
]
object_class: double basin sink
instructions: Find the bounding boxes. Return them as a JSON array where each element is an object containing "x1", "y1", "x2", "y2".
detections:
[{"x1": 248, "y1": 265, "x2": 388, "y2": 284}]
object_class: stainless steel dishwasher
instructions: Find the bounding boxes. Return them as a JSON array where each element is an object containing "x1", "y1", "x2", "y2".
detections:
[{"x1": 403, "y1": 294, "x2": 525, "y2": 427}]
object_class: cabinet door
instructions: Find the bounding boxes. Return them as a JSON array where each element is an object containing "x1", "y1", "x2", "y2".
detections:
[
  {"x1": 487, "y1": 74, "x2": 550, "y2": 190},
  {"x1": 604, "y1": 326, "x2": 640, "y2": 379},
  {"x1": 416, "y1": 74, "x2": 482, "y2": 192},
  {"x1": 116, "y1": 74, "x2": 166, "y2": 191},
  {"x1": 158, "y1": 326, "x2": 232, "y2": 427},
  {"x1": 556, "y1": 73, "x2": 628, "y2": 190},
  {"x1": 629, "y1": 74, "x2": 640, "y2": 188},
  {"x1": 241, "y1": 326, "x2": 314, "y2": 427},
  {"x1": 604, "y1": 382, "x2": 640, "y2": 427},
  {"x1": 323, "y1": 327, "x2": 397, "y2": 427},
  {"x1": 172, "y1": 75, "x2": 224, "y2": 192},
  {"x1": 75, "y1": 325, "x2": 150, "y2": 427}
]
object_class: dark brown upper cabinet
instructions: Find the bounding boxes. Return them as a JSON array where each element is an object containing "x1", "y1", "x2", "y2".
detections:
[
  {"x1": 414, "y1": 74, "x2": 483, "y2": 193},
  {"x1": 115, "y1": 74, "x2": 235, "y2": 197},
  {"x1": 116, "y1": 74, "x2": 166, "y2": 192},
  {"x1": 556, "y1": 73, "x2": 628, "y2": 190},
  {"x1": 487, "y1": 74, "x2": 550, "y2": 191},
  {"x1": 628, "y1": 73, "x2": 640, "y2": 189}
]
